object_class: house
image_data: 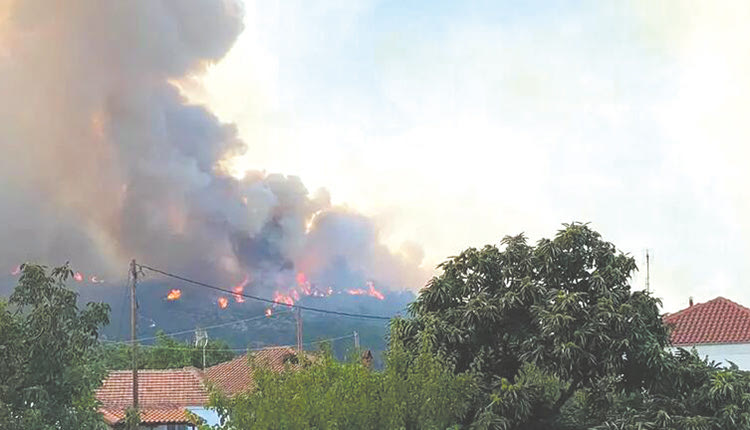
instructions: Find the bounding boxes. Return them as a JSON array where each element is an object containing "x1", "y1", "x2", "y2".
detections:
[
  {"x1": 664, "y1": 296, "x2": 750, "y2": 369},
  {"x1": 96, "y1": 346, "x2": 299, "y2": 429}
]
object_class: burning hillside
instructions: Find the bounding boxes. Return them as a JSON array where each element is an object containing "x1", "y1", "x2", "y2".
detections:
[{"x1": 158, "y1": 269, "x2": 386, "y2": 314}]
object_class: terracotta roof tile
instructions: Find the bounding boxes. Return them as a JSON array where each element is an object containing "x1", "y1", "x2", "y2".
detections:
[
  {"x1": 99, "y1": 407, "x2": 190, "y2": 425},
  {"x1": 96, "y1": 368, "x2": 208, "y2": 409},
  {"x1": 664, "y1": 297, "x2": 750, "y2": 346},
  {"x1": 204, "y1": 346, "x2": 299, "y2": 395},
  {"x1": 96, "y1": 346, "x2": 301, "y2": 425}
]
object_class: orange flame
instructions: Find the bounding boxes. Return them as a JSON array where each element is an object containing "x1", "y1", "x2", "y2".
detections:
[
  {"x1": 10, "y1": 265, "x2": 21, "y2": 276},
  {"x1": 367, "y1": 281, "x2": 385, "y2": 300},
  {"x1": 218, "y1": 297, "x2": 229, "y2": 309},
  {"x1": 296, "y1": 272, "x2": 312, "y2": 295},
  {"x1": 347, "y1": 281, "x2": 385, "y2": 300},
  {"x1": 73, "y1": 272, "x2": 84, "y2": 282},
  {"x1": 166, "y1": 289, "x2": 182, "y2": 301},
  {"x1": 265, "y1": 308, "x2": 273, "y2": 317},
  {"x1": 232, "y1": 274, "x2": 249, "y2": 303},
  {"x1": 273, "y1": 291, "x2": 295, "y2": 306}
]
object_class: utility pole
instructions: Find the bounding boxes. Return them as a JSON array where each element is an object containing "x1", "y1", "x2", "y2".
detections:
[
  {"x1": 295, "y1": 306, "x2": 303, "y2": 352},
  {"x1": 129, "y1": 259, "x2": 139, "y2": 414},
  {"x1": 195, "y1": 328, "x2": 208, "y2": 369},
  {"x1": 645, "y1": 250, "x2": 650, "y2": 292},
  {"x1": 353, "y1": 331, "x2": 360, "y2": 350}
]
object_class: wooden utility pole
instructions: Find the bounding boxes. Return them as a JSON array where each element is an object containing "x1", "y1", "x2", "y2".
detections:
[
  {"x1": 129, "y1": 259, "x2": 139, "y2": 412},
  {"x1": 295, "y1": 306, "x2": 303, "y2": 352}
]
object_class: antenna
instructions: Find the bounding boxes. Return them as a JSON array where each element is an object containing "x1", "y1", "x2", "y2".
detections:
[{"x1": 645, "y1": 250, "x2": 650, "y2": 292}]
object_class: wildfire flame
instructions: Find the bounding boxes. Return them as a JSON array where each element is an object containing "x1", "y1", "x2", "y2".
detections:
[
  {"x1": 10, "y1": 265, "x2": 21, "y2": 276},
  {"x1": 269, "y1": 272, "x2": 384, "y2": 309},
  {"x1": 273, "y1": 291, "x2": 295, "y2": 306},
  {"x1": 296, "y1": 272, "x2": 312, "y2": 295},
  {"x1": 232, "y1": 274, "x2": 249, "y2": 303},
  {"x1": 347, "y1": 281, "x2": 385, "y2": 300},
  {"x1": 73, "y1": 272, "x2": 84, "y2": 282},
  {"x1": 166, "y1": 289, "x2": 182, "y2": 301},
  {"x1": 218, "y1": 297, "x2": 229, "y2": 309}
]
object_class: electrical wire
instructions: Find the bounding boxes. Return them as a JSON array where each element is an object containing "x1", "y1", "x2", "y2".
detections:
[
  {"x1": 137, "y1": 263, "x2": 393, "y2": 321},
  {"x1": 102, "y1": 333, "x2": 356, "y2": 354},
  {"x1": 101, "y1": 309, "x2": 293, "y2": 344}
]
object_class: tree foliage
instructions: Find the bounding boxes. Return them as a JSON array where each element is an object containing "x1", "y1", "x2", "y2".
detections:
[
  {"x1": 391, "y1": 223, "x2": 671, "y2": 428},
  {"x1": 207, "y1": 341, "x2": 475, "y2": 429},
  {"x1": 0, "y1": 263, "x2": 110, "y2": 429},
  {"x1": 579, "y1": 349, "x2": 750, "y2": 430},
  {"x1": 98, "y1": 331, "x2": 235, "y2": 370}
]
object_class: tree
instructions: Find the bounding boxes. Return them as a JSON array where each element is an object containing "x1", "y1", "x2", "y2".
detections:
[
  {"x1": 208, "y1": 341, "x2": 475, "y2": 429},
  {"x1": 98, "y1": 331, "x2": 235, "y2": 370},
  {"x1": 0, "y1": 263, "x2": 110, "y2": 429},
  {"x1": 579, "y1": 349, "x2": 750, "y2": 430},
  {"x1": 391, "y1": 223, "x2": 671, "y2": 428}
]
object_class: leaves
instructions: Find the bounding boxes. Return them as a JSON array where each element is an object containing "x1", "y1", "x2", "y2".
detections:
[
  {"x1": 209, "y1": 341, "x2": 474, "y2": 430},
  {"x1": 0, "y1": 263, "x2": 110, "y2": 429},
  {"x1": 98, "y1": 331, "x2": 236, "y2": 371},
  {"x1": 393, "y1": 223, "x2": 672, "y2": 428}
]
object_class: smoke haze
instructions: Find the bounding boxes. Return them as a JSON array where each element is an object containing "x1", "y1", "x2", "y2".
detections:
[{"x1": 0, "y1": 0, "x2": 427, "y2": 293}]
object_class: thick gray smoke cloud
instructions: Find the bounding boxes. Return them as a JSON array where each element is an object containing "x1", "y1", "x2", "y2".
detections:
[{"x1": 0, "y1": 0, "x2": 427, "y2": 292}]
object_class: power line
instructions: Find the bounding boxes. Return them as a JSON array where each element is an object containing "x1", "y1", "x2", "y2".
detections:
[
  {"x1": 137, "y1": 263, "x2": 392, "y2": 321},
  {"x1": 102, "y1": 333, "x2": 356, "y2": 354},
  {"x1": 103, "y1": 309, "x2": 293, "y2": 344}
]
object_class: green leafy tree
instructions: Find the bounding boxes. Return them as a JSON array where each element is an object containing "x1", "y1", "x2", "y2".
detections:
[
  {"x1": 391, "y1": 223, "x2": 670, "y2": 428},
  {"x1": 208, "y1": 341, "x2": 474, "y2": 429},
  {"x1": 98, "y1": 331, "x2": 235, "y2": 370},
  {"x1": 581, "y1": 349, "x2": 750, "y2": 430},
  {"x1": 0, "y1": 263, "x2": 110, "y2": 429}
]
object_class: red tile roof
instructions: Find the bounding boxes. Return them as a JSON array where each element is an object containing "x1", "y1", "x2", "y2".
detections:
[
  {"x1": 204, "y1": 346, "x2": 298, "y2": 395},
  {"x1": 99, "y1": 407, "x2": 190, "y2": 426},
  {"x1": 664, "y1": 297, "x2": 750, "y2": 346},
  {"x1": 96, "y1": 368, "x2": 208, "y2": 425},
  {"x1": 96, "y1": 346, "x2": 301, "y2": 425}
]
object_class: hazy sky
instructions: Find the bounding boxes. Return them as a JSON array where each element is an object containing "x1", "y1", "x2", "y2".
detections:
[{"x1": 181, "y1": 0, "x2": 750, "y2": 312}]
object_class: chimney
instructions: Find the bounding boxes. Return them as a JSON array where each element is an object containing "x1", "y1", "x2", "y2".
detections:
[
  {"x1": 361, "y1": 350, "x2": 373, "y2": 368},
  {"x1": 689, "y1": 296, "x2": 694, "y2": 307}
]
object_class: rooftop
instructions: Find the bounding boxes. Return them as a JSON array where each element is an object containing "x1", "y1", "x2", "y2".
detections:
[
  {"x1": 96, "y1": 346, "x2": 299, "y2": 425},
  {"x1": 204, "y1": 346, "x2": 297, "y2": 395},
  {"x1": 664, "y1": 296, "x2": 750, "y2": 346}
]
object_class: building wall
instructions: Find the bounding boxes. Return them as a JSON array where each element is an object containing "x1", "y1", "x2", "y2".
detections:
[{"x1": 671, "y1": 343, "x2": 750, "y2": 370}]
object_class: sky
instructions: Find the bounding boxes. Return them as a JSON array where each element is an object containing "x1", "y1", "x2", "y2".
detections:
[{"x1": 178, "y1": 0, "x2": 750, "y2": 312}]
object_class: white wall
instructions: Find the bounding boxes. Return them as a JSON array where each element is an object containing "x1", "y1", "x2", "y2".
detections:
[{"x1": 671, "y1": 343, "x2": 750, "y2": 370}]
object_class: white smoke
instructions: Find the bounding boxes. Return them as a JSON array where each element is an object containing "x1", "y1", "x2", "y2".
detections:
[{"x1": 0, "y1": 0, "x2": 427, "y2": 291}]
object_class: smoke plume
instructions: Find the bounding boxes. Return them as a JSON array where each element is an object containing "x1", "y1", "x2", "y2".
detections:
[{"x1": 0, "y1": 0, "x2": 427, "y2": 292}]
